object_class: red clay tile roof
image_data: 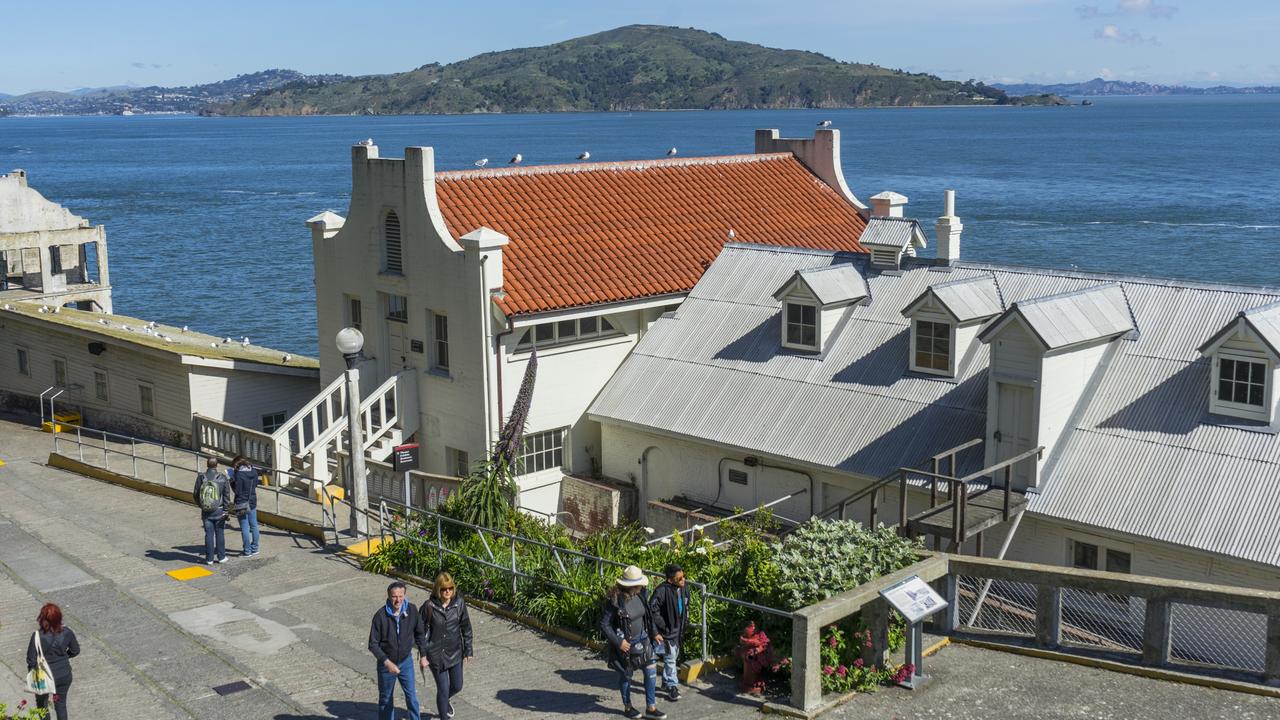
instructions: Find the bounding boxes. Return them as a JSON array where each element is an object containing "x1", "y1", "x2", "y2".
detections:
[{"x1": 433, "y1": 153, "x2": 868, "y2": 316}]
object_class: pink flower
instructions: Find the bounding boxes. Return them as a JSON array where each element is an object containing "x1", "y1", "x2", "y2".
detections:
[
  {"x1": 853, "y1": 658, "x2": 864, "y2": 668},
  {"x1": 836, "y1": 665, "x2": 848, "y2": 677},
  {"x1": 822, "y1": 665, "x2": 834, "y2": 675},
  {"x1": 864, "y1": 640, "x2": 873, "y2": 648},
  {"x1": 827, "y1": 635, "x2": 838, "y2": 647}
]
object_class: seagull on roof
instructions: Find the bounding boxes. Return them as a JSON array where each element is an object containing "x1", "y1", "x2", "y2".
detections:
[
  {"x1": 728, "y1": 228, "x2": 736, "y2": 239},
  {"x1": 577, "y1": 151, "x2": 590, "y2": 161},
  {"x1": 182, "y1": 325, "x2": 189, "y2": 332},
  {"x1": 224, "y1": 337, "x2": 233, "y2": 344},
  {"x1": 474, "y1": 158, "x2": 488, "y2": 167},
  {"x1": 817, "y1": 120, "x2": 832, "y2": 128},
  {"x1": 666, "y1": 147, "x2": 678, "y2": 157},
  {"x1": 282, "y1": 354, "x2": 292, "y2": 363},
  {"x1": 508, "y1": 153, "x2": 523, "y2": 164},
  {"x1": 241, "y1": 337, "x2": 250, "y2": 346},
  {"x1": 357, "y1": 138, "x2": 373, "y2": 146}
]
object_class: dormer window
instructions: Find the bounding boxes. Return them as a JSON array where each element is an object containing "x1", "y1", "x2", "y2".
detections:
[
  {"x1": 912, "y1": 318, "x2": 953, "y2": 374},
  {"x1": 784, "y1": 301, "x2": 818, "y2": 351},
  {"x1": 1198, "y1": 300, "x2": 1280, "y2": 423}
]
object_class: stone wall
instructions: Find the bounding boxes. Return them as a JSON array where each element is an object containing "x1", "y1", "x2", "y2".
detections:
[{"x1": 558, "y1": 474, "x2": 635, "y2": 534}]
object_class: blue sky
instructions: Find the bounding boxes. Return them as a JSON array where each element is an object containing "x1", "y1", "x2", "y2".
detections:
[{"x1": 4, "y1": 0, "x2": 1277, "y2": 93}]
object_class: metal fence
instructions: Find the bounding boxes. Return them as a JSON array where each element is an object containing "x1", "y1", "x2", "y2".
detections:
[{"x1": 369, "y1": 497, "x2": 793, "y2": 661}]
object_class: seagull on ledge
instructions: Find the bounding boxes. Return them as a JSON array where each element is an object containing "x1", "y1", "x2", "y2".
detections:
[
  {"x1": 666, "y1": 147, "x2": 678, "y2": 157},
  {"x1": 817, "y1": 120, "x2": 832, "y2": 128},
  {"x1": 577, "y1": 151, "x2": 590, "y2": 160},
  {"x1": 508, "y1": 153, "x2": 523, "y2": 164},
  {"x1": 474, "y1": 158, "x2": 489, "y2": 167},
  {"x1": 357, "y1": 138, "x2": 374, "y2": 146}
]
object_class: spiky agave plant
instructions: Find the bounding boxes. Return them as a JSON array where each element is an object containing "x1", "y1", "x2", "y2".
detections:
[{"x1": 458, "y1": 349, "x2": 537, "y2": 528}]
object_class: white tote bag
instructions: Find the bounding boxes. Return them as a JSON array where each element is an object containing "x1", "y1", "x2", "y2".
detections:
[{"x1": 24, "y1": 631, "x2": 57, "y2": 696}]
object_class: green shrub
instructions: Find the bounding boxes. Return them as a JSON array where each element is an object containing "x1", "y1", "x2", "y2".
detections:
[{"x1": 771, "y1": 519, "x2": 922, "y2": 609}]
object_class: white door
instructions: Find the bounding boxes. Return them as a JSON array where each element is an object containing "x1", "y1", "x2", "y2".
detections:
[
  {"x1": 995, "y1": 383, "x2": 1036, "y2": 488},
  {"x1": 385, "y1": 319, "x2": 408, "y2": 374},
  {"x1": 721, "y1": 462, "x2": 755, "y2": 511}
]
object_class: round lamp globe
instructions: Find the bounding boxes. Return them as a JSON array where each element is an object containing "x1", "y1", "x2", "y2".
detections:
[{"x1": 335, "y1": 327, "x2": 364, "y2": 356}]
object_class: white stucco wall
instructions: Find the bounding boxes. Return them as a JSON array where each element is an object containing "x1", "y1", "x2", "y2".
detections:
[{"x1": 187, "y1": 364, "x2": 320, "y2": 432}]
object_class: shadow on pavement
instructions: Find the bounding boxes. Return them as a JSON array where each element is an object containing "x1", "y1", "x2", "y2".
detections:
[
  {"x1": 145, "y1": 546, "x2": 207, "y2": 563},
  {"x1": 273, "y1": 699, "x2": 382, "y2": 719},
  {"x1": 494, "y1": 687, "x2": 614, "y2": 715},
  {"x1": 556, "y1": 667, "x2": 617, "y2": 687}
]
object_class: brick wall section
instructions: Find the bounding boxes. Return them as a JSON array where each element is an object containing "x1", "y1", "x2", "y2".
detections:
[
  {"x1": 558, "y1": 474, "x2": 636, "y2": 533},
  {"x1": 646, "y1": 500, "x2": 723, "y2": 542}
]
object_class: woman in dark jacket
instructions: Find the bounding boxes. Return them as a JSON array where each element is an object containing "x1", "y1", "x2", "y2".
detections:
[
  {"x1": 424, "y1": 572, "x2": 473, "y2": 719},
  {"x1": 600, "y1": 565, "x2": 666, "y2": 719},
  {"x1": 27, "y1": 602, "x2": 80, "y2": 720}
]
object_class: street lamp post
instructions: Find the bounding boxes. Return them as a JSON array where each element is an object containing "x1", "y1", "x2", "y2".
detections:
[{"x1": 336, "y1": 327, "x2": 368, "y2": 538}]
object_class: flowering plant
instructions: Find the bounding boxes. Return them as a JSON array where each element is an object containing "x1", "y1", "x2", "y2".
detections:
[
  {"x1": 817, "y1": 625, "x2": 903, "y2": 694},
  {"x1": 0, "y1": 699, "x2": 49, "y2": 719}
]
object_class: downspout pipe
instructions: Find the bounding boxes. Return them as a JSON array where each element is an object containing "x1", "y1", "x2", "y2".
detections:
[
  {"x1": 756, "y1": 459, "x2": 817, "y2": 517},
  {"x1": 494, "y1": 323, "x2": 513, "y2": 429},
  {"x1": 479, "y1": 255, "x2": 494, "y2": 447}
]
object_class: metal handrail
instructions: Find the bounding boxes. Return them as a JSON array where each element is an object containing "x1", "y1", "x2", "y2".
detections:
[
  {"x1": 815, "y1": 437, "x2": 984, "y2": 522},
  {"x1": 645, "y1": 488, "x2": 808, "y2": 545}
]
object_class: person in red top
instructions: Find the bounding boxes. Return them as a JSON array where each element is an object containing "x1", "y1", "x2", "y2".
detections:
[{"x1": 27, "y1": 603, "x2": 80, "y2": 720}]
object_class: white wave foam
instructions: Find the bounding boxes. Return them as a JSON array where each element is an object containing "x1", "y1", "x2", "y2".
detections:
[{"x1": 1138, "y1": 220, "x2": 1279, "y2": 229}]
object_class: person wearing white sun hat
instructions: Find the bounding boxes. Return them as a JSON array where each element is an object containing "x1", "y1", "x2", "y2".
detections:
[{"x1": 601, "y1": 565, "x2": 667, "y2": 719}]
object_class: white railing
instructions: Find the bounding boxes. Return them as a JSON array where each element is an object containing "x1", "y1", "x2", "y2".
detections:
[
  {"x1": 299, "y1": 370, "x2": 418, "y2": 485},
  {"x1": 191, "y1": 415, "x2": 276, "y2": 467}
]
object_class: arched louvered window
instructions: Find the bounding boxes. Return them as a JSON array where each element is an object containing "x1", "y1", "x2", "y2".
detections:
[{"x1": 383, "y1": 210, "x2": 403, "y2": 274}]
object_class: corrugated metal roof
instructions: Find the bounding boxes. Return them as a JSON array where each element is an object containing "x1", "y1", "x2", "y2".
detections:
[
  {"x1": 903, "y1": 274, "x2": 1004, "y2": 322},
  {"x1": 984, "y1": 283, "x2": 1134, "y2": 350},
  {"x1": 590, "y1": 243, "x2": 1280, "y2": 569},
  {"x1": 858, "y1": 217, "x2": 925, "y2": 250},
  {"x1": 774, "y1": 263, "x2": 868, "y2": 306}
]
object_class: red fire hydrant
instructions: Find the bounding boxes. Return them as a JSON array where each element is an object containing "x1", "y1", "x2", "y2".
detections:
[{"x1": 737, "y1": 621, "x2": 775, "y2": 694}]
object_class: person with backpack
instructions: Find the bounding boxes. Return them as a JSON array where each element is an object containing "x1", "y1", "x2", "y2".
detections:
[
  {"x1": 26, "y1": 602, "x2": 79, "y2": 720},
  {"x1": 601, "y1": 565, "x2": 666, "y2": 719},
  {"x1": 229, "y1": 455, "x2": 260, "y2": 557},
  {"x1": 192, "y1": 457, "x2": 230, "y2": 565},
  {"x1": 423, "y1": 572, "x2": 473, "y2": 719},
  {"x1": 649, "y1": 563, "x2": 691, "y2": 701},
  {"x1": 368, "y1": 581, "x2": 428, "y2": 720}
]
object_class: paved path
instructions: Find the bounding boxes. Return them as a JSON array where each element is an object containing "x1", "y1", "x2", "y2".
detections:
[{"x1": 0, "y1": 418, "x2": 1276, "y2": 719}]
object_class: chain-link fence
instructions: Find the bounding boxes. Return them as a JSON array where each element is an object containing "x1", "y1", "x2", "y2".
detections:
[{"x1": 955, "y1": 575, "x2": 1265, "y2": 674}]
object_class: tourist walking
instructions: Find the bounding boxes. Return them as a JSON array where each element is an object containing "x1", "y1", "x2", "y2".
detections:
[
  {"x1": 368, "y1": 581, "x2": 428, "y2": 720},
  {"x1": 423, "y1": 572, "x2": 473, "y2": 719},
  {"x1": 649, "y1": 563, "x2": 691, "y2": 701},
  {"x1": 601, "y1": 565, "x2": 666, "y2": 719},
  {"x1": 192, "y1": 457, "x2": 230, "y2": 565},
  {"x1": 26, "y1": 602, "x2": 79, "y2": 720},
  {"x1": 229, "y1": 455, "x2": 260, "y2": 557}
]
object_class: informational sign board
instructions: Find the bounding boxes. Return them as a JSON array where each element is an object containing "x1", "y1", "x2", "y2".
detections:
[
  {"x1": 392, "y1": 443, "x2": 420, "y2": 473},
  {"x1": 879, "y1": 575, "x2": 948, "y2": 625}
]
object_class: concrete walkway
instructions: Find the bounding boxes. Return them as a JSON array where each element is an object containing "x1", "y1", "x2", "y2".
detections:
[{"x1": 1, "y1": 418, "x2": 1276, "y2": 719}]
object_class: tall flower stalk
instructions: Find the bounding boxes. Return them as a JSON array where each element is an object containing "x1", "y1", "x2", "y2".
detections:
[{"x1": 457, "y1": 349, "x2": 537, "y2": 528}]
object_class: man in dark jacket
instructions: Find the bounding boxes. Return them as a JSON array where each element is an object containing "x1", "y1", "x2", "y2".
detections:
[
  {"x1": 369, "y1": 581, "x2": 429, "y2": 720},
  {"x1": 192, "y1": 458, "x2": 230, "y2": 565},
  {"x1": 650, "y1": 563, "x2": 691, "y2": 700},
  {"x1": 229, "y1": 455, "x2": 260, "y2": 557}
]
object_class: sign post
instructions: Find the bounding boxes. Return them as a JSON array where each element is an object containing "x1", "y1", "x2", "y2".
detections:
[
  {"x1": 392, "y1": 443, "x2": 420, "y2": 508},
  {"x1": 878, "y1": 575, "x2": 948, "y2": 690}
]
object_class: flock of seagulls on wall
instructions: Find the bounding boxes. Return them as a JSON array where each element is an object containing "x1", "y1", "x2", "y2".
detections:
[{"x1": 468, "y1": 145, "x2": 681, "y2": 169}]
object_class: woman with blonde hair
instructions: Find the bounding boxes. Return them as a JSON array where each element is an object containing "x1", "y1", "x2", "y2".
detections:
[{"x1": 423, "y1": 572, "x2": 473, "y2": 718}]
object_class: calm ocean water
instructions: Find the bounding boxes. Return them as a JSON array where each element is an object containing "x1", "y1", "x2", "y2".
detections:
[{"x1": 2, "y1": 95, "x2": 1278, "y2": 355}]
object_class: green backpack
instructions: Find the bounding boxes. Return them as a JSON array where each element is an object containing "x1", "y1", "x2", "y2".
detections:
[{"x1": 198, "y1": 472, "x2": 223, "y2": 512}]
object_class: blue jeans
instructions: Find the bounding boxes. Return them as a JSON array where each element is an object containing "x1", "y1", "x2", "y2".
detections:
[
  {"x1": 202, "y1": 516, "x2": 226, "y2": 562},
  {"x1": 617, "y1": 636, "x2": 658, "y2": 709},
  {"x1": 239, "y1": 508, "x2": 260, "y2": 554},
  {"x1": 431, "y1": 662, "x2": 463, "y2": 718},
  {"x1": 658, "y1": 640, "x2": 680, "y2": 688},
  {"x1": 376, "y1": 655, "x2": 420, "y2": 720}
]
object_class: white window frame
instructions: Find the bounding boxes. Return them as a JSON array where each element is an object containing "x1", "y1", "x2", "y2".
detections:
[
  {"x1": 386, "y1": 294, "x2": 408, "y2": 323},
  {"x1": 781, "y1": 299, "x2": 819, "y2": 352},
  {"x1": 910, "y1": 314, "x2": 956, "y2": 376},
  {"x1": 52, "y1": 356, "x2": 68, "y2": 388},
  {"x1": 518, "y1": 428, "x2": 566, "y2": 474},
  {"x1": 432, "y1": 311, "x2": 450, "y2": 371},
  {"x1": 447, "y1": 446, "x2": 470, "y2": 478},
  {"x1": 1210, "y1": 351, "x2": 1272, "y2": 421},
  {"x1": 138, "y1": 382, "x2": 155, "y2": 417},
  {"x1": 93, "y1": 368, "x2": 110, "y2": 402},
  {"x1": 346, "y1": 295, "x2": 363, "y2": 332},
  {"x1": 514, "y1": 315, "x2": 621, "y2": 352},
  {"x1": 16, "y1": 346, "x2": 30, "y2": 377},
  {"x1": 262, "y1": 411, "x2": 287, "y2": 433}
]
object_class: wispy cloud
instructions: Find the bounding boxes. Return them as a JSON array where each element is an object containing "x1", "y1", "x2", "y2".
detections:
[
  {"x1": 1076, "y1": 0, "x2": 1177, "y2": 20},
  {"x1": 1094, "y1": 24, "x2": 1158, "y2": 45},
  {"x1": 130, "y1": 62, "x2": 167, "y2": 70}
]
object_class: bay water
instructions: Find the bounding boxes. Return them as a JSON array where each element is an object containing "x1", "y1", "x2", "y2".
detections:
[{"x1": 2, "y1": 95, "x2": 1277, "y2": 355}]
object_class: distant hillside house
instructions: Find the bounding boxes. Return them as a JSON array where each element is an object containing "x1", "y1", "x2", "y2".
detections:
[
  {"x1": 0, "y1": 302, "x2": 319, "y2": 446},
  {"x1": 590, "y1": 239, "x2": 1280, "y2": 596},
  {"x1": 310, "y1": 129, "x2": 873, "y2": 520},
  {"x1": 1, "y1": 170, "x2": 111, "y2": 312}
]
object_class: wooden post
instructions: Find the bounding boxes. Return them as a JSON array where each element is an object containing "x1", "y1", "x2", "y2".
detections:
[
  {"x1": 1003, "y1": 465, "x2": 1012, "y2": 520},
  {"x1": 951, "y1": 481, "x2": 962, "y2": 545},
  {"x1": 1266, "y1": 609, "x2": 1280, "y2": 684},
  {"x1": 1035, "y1": 585, "x2": 1062, "y2": 648},
  {"x1": 1142, "y1": 599, "x2": 1172, "y2": 666},
  {"x1": 930, "y1": 458, "x2": 939, "y2": 506},
  {"x1": 899, "y1": 471, "x2": 908, "y2": 531},
  {"x1": 790, "y1": 612, "x2": 821, "y2": 712}
]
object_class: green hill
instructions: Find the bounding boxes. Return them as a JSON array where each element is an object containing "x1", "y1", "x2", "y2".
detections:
[{"x1": 211, "y1": 25, "x2": 1012, "y2": 115}]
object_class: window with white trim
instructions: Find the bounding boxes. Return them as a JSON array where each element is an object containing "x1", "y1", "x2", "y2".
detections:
[
  {"x1": 432, "y1": 311, "x2": 449, "y2": 370},
  {"x1": 93, "y1": 369, "x2": 109, "y2": 402},
  {"x1": 518, "y1": 428, "x2": 565, "y2": 474},
  {"x1": 912, "y1": 318, "x2": 953, "y2": 374},
  {"x1": 53, "y1": 357, "x2": 68, "y2": 388},
  {"x1": 1210, "y1": 352, "x2": 1271, "y2": 420},
  {"x1": 1070, "y1": 539, "x2": 1131, "y2": 605},
  {"x1": 447, "y1": 446, "x2": 470, "y2": 477},
  {"x1": 138, "y1": 383, "x2": 155, "y2": 417},
  {"x1": 262, "y1": 411, "x2": 287, "y2": 433},
  {"x1": 514, "y1": 315, "x2": 620, "y2": 351},
  {"x1": 346, "y1": 295, "x2": 363, "y2": 331},
  {"x1": 386, "y1": 294, "x2": 408, "y2": 322},
  {"x1": 383, "y1": 210, "x2": 403, "y2": 274},
  {"x1": 783, "y1": 301, "x2": 817, "y2": 351},
  {"x1": 16, "y1": 347, "x2": 30, "y2": 377}
]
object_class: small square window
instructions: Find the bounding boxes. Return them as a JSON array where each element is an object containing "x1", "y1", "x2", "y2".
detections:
[
  {"x1": 913, "y1": 319, "x2": 952, "y2": 373},
  {"x1": 262, "y1": 411, "x2": 287, "y2": 433},
  {"x1": 580, "y1": 316, "x2": 598, "y2": 335},
  {"x1": 447, "y1": 446, "x2": 471, "y2": 477},
  {"x1": 1214, "y1": 353, "x2": 1268, "y2": 417},
  {"x1": 1105, "y1": 549, "x2": 1131, "y2": 574},
  {"x1": 16, "y1": 347, "x2": 30, "y2": 377},
  {"x1": 1072, "y1": 540, "x2": 1098, "y2": 570},
  {"x1": 601, "y1": 317, "x2": 616, "y2": 333},
  {"x1": 784, "y1": 302, "x2": 817, "y2": 350},
  {"x1": 386, "y1": 294, "x2": 408, "y2": 322},
  {"x1": 557, "y1": 319, "x2": 578, "y2": 341},
  {"x1": 519, "y1": 428, "x2": 566, "y2": 474},
  {"x1": 535, "y1": 323, "x2": 554, "y2": 344}
]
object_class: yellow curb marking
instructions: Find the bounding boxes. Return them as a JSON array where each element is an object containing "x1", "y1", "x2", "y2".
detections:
[
  {"x1": 167, "y1": 566, "x2": 214, "y2": 581},
  {"x1": 0, "y1": 458, "x2": 6, "y2": 467},
  {"x1": 341, "y1": 537, "x2": 385, "y2": 558}
]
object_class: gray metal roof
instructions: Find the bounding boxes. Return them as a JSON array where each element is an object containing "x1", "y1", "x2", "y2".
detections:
[
  {"x1": 774, "y1": 264, "x2": 868, "y2": 306},
  {"x1": 903, "y1": 275, "x2": 1004, "y2": 322},
  {"x1": 981, "y1": 283, "x2": 1134, "y2": 350},
  {"x1": 1197, "y1": 299, "x2": 1280, "y2": 358},
  {"x1": 590, "y1": 243, "x2": 1280, "y2": 569},
  {"x1": 858, "y1": 217, "x2": 926, "y2": 250}
]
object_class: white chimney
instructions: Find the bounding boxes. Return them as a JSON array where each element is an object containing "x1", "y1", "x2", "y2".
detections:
[
  {"x1": 936, "y1": 189, "x2": 963, "y2": 264},
  {"x1": 869, "y1": 191, "x2": 908, "y2": 218}
]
